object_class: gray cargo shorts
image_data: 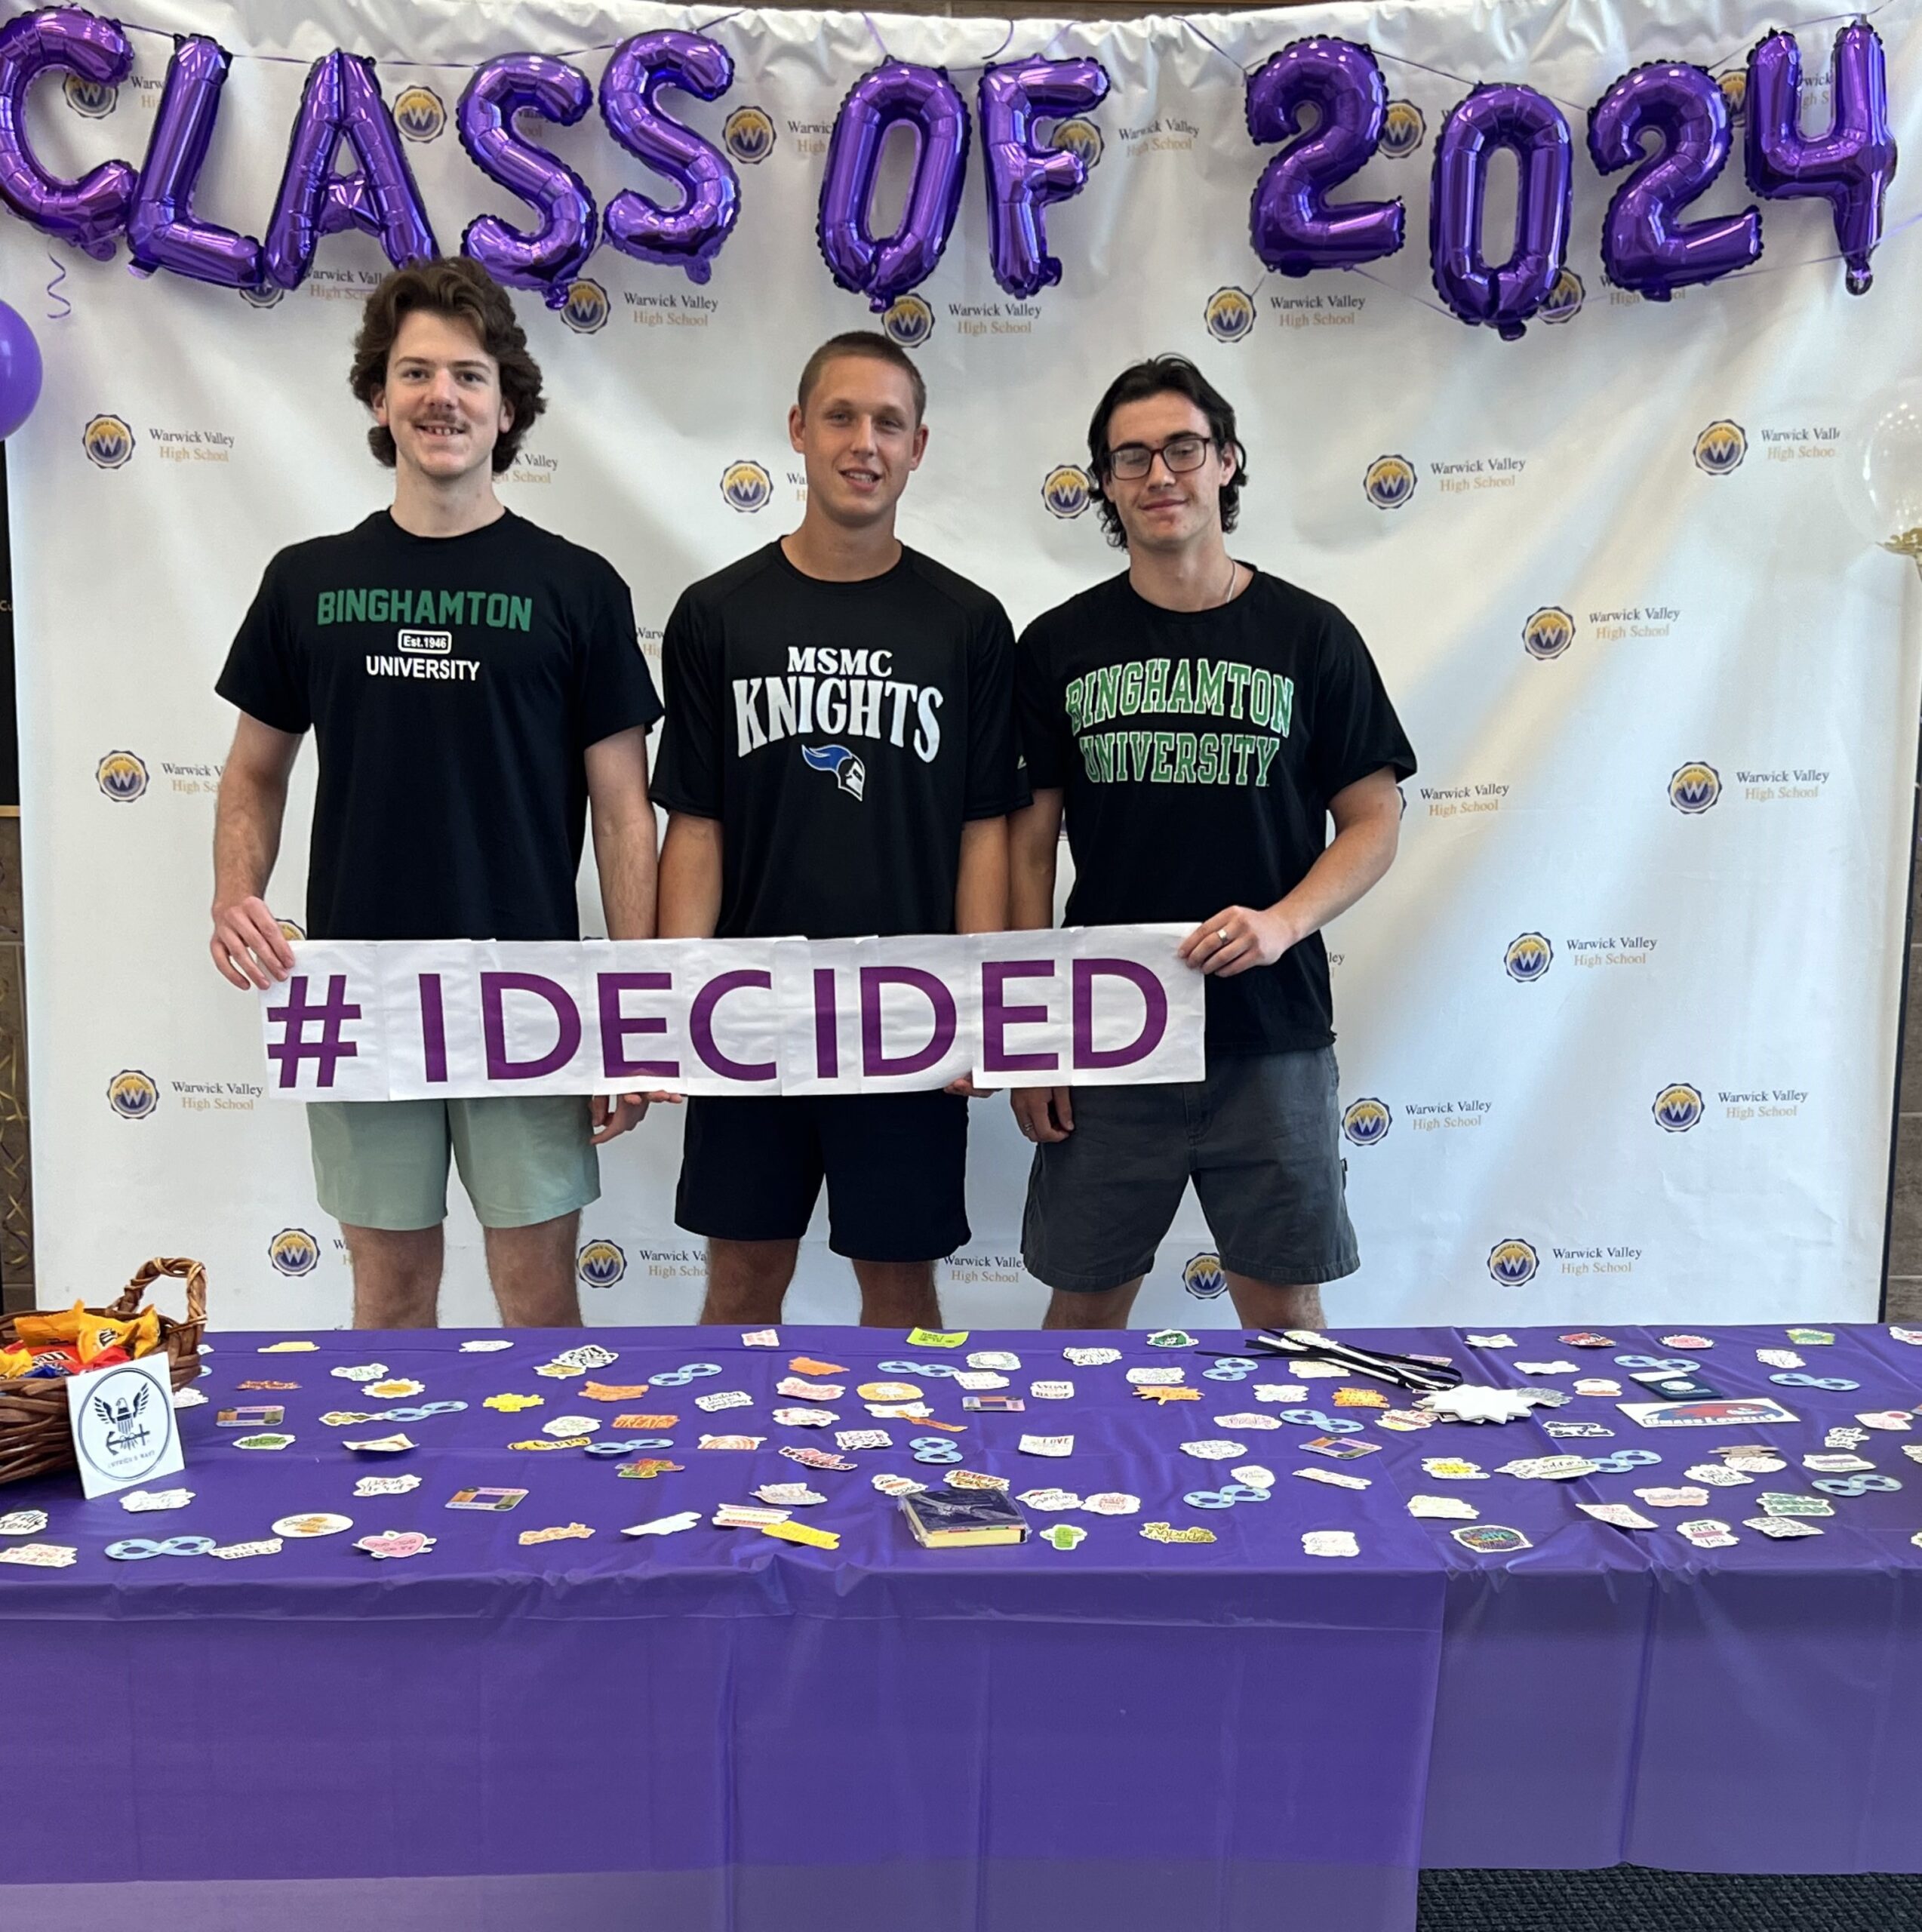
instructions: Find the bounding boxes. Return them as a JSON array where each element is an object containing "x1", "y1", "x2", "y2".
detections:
[{"x1": 1021, "y1": 1047, "x2": 1360, "y2": 1294}]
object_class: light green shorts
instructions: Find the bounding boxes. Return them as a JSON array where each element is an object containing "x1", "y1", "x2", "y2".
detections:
[{"x1": 307, "y1": 1097, "x2": 600, "y2": 1232}]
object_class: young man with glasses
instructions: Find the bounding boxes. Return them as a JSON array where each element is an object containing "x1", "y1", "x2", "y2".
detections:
[
  {"x1": 653, "y1": 331, "x2": 1024, "y2": 1327},
  {"x1": 1010, "y1": 355, "x2": 1414, "y2": 1330}
]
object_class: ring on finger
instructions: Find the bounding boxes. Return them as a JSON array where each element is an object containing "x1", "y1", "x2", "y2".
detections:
[{"x1": 1216, "y1": 928, "x2": 1229, "y2": 942}]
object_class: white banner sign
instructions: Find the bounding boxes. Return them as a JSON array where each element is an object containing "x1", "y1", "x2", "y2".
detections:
[{"x1": 260, "y1": 928, "x2": 1205, "y2": 1099}]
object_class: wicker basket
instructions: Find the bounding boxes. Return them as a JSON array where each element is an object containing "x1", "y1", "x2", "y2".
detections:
[{"x1": 0, "y1": 1257, "x2": 208, "y2": 1487}]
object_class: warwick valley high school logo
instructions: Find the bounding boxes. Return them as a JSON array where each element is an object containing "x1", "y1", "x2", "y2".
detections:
[
  {"x1": 1487, "y1": 1238, "x2": 1539, "y2": 1286},
  {"x1": 577, "y1": 1238, "x2": 628, "y2": 1287},
  {"x1": 1182, "y1": 1253, "x2": 1229, "y2": 1300},
  {"x1": 1342, "y1": 1097, "x2": 1392, "y2": 1146},
  {"x1": 63, "y1": 72, "x2": 116, "y2": 117},
  {"x1": 1540, "y1": 268, "x2": 1585, "y2": 325},
  {"x1": 268, "y1": 1229, "x2": 321, "y2": 1276},
  {"x1": 1379, "y1": 100, "x2": 1425, "y2": 156},
  {"x1": 106, "y1": 1070, "x2": 158, "y2": 1120},
  {"x1": 1364, "y1": 455, "x2": 1416, "y2": 510},
  {"x1": 82, "y1": 414, "x2": 134, "y2": 469},
  {"x1": 722, "y1": 106, "x2": 776, "y2": 164},
  {"x1": 721, "y1": 460, "x2": 773, "y2": 512},
  {"x1": 1693, "y1": 421, "x2": 1746, "y2": 475},
  {"x1": 392, "y1": 85, "x2": 446, "y2": 141},
  {"x1": 558, "y1": 279, "x2": 610, "y2": 334},
  {"x1": 1204, "y1": 288, "x2": 1256, "y2": 343},
  {"x1": 882, "y1": 295, "x2": 934, "y2": 347},
  {"x1": 1653, "y1": 1083, "x2": 1705, "y2": 1132},
  {"x1": 1668, "y1": 763, "x2": 1721, "y2": 814},
  {"x1": 1504, "y1": 933, "x2": 1552, "y2": 982},
  {"x1": 1041, "y1": 465, "x2": 1092, "y2": 518},
  {"x1": 1052, "y1": 118, "x2": 1105, "y2": 168},
  {"x1": 96, "y1": 749, "x2": 148, "y2": 800},
  {"x1": 1522, "y1": 608, "x2": 1575, "y2": 660}
]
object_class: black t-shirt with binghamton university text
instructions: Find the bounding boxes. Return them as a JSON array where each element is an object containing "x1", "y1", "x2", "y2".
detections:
[
  {"x1": 651, "y1": 543, "x2": 1026, "y2": 938},
  {"x1": 217, "y1": 509, "x2": 663, "y2": 940},
  {"x1": 1017, "y1": 569, "x2": 1415, "y2": 1053}
]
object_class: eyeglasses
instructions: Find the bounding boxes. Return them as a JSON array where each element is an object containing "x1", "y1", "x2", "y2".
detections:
[{"x1": 1105, "y1": 434, "x2": 1214, "y2": 481}]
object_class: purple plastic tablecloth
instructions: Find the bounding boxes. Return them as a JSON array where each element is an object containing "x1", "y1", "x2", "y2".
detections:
[{"x1": 1, "y1": 1321, "x2": 1918, "y2": 1932}]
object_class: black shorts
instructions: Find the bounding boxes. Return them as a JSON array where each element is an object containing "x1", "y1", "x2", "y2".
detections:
[
  {"x1": 675, "y1": 1091, "x2": 970, "y2": 1263},
  {"x1": 1022, "y1": 1047, "x2": 1360, "y2": 1294}
]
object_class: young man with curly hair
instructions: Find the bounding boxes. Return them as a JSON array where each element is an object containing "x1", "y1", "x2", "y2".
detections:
[
  {"x1": 1010, "y1": 355, "x2": 1414, "y2": 1331},
  {"x1": 211, "y1": 257, "x2": 663, "y2": 1329}
]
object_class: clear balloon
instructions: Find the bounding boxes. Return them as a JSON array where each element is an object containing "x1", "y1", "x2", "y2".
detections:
[
  {"x1": 599, "y1": 32, "x2": 739, "y2": 285},
  {"x1": 0, "y1": 6, "x2": 135, "y2": 260},
  {"x1": 1745, "y1": 22, "x2": 1896, "y2": 296},
  {"x1": 128, "y1": 36, "x2": 263, "y2": 288},
  {"x1": 1428, "y1": 84, "x2": 1573, "y2": 340},
  {"x1": 460, "y1": 54, "x2": 597, "y2": 309},
  {"x1": 1588, "y1": 63, "x2": 1760, "y2": 300},
  {"x1": 0, "y1": 298, "x2": 41, "y2": 438},
  {"x1": 978, "y1": 57, "x2": 1108, "y2": 300},
  {"x1": 819, "y1": 62, "x2": 970, "y2": 312},
  {"x1": 1246, "y1": 37, "x2": 1404, "y2": 278},
  {"x1": 1839, "y1": 380, "x2": 1922, "y2": 557},
  {"x1": 263, "y1": 51, "x2": 438, "y2": 291}
]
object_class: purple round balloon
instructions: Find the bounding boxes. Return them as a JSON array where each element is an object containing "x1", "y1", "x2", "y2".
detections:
[
  {"x1": 819, "y1": 61, "x2": 970, "y2": 312},
  {"x1": 0, "y1": 298, "x2": 41, "y2": 439},
  {"x1": 460, "y1": 54, "x2": 597, "y2": 309},
  {"x1": 1246, "y1": 37, "x2": 1404, "y2": 278},
  {"x1": 1588, "y1": 63, "x2": 1759, "y2": 301},
  {"x1": 263, "y1": 51, "x2": 438, "y2": 291},
  {"x1": 599, "y1": 31, "x2": 739, "y2": 286},
  {"x1": 979, "y1": 56, "x2": 1108, "y2": 300},
  {"x1": 0, "y1": 6, "x2": 136, "y2": 260},
  {"x1": 1428, "y1": 83, "x2": 1573, "y2": 340},
  {"x1": 128, "y1": 36, "x2": 263, "y2": 288},
  {"x1": 1745, "y1": 22, "x2": 1896, "y2": 295}
]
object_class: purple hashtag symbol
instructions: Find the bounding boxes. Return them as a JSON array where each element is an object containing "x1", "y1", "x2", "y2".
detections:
[{"x1": 267, "y1": 974, "x2": 361, "y2": 1089}]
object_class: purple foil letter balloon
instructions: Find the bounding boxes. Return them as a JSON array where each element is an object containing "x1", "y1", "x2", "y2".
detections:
[
  {"x1": 819, "y1": 62, "x2": 970, "y2": 312},
  {"x1": 263, "y1": 51, "x2": 437, "y2": 289},
  {"x1": 128, "y1": 36, "x2": 263, "y2": 288},
  {"x1": 1246, "y1": 37, "x2": 1404, "y2": 278},
  {"x1": 978, "y1": 57, "x2": 1108, "y2": 300},
  {"x1": 1428, "y1": 83, "x2": 1573, "y2": 340},
  {"x1": 460, "y1": 53, "x2": 598, "y2": 309},
  {"x1": 0, "y1": 6, "x2": 135, "y2": 260},
  {"x1": 599, "y1": 32, "x2": 739, "y2": 285},
  {"x1": 1587, "y1": 63, "x2": 1759, "y2": 301},
  {"x1": 1745, "y1": 23, "x2": 1895, "y2": 295}
]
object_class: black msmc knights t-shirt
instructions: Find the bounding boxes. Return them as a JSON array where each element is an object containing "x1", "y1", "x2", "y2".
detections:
[
  {"x1": 651, "y1": 543, "x2": 1026, "y2": 939},
  {"x1": 1017, "y1": 569, "x2": 1415, "y2": 1054},
  {"x1": 217, "y1": 509, "x2": 663, "y2": 940}
]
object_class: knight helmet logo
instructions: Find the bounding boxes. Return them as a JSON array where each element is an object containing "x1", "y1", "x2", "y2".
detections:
[{"x1": 802, "y1": 744, "x2": 866, "y2": 799}]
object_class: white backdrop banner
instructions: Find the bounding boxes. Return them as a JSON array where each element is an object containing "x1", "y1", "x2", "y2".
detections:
[
  {"x1": 7, "y1": 0, "x2": 1921, "y2": 1330},
  {"x1": 259, "y1": 929, "x2": 1205, "y2": 1098}
]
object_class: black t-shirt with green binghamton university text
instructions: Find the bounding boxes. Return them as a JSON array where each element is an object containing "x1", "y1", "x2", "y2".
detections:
[
  {"x1": 650, "y1": 543, "x2": 1026, "y2": 939},
  {"x1": 1016, "y1": 569, "x2": 1415, "y2": 1054},
  {"x1": 217, "y1": 509, "x2": 663, "y2": 941}
]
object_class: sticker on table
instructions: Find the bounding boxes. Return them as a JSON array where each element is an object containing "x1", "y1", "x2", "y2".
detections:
[
  {"x1": 779, "y1": 1444, "x2": 853, "y2": 1469},
  {"x1": 363, "y1": 1380, "x2": 425, "y2": 1401},
  {"x1": 1081, "y1": 1492, "x2": 1140, "y2": 1516},
  {"x1": 1676, "y1": 1519, "x2": 1738, "y2": 1548},
  {"x1": 1294, "y1": 1466, "x2": 1370, "y2": 1491},
  {"x1": 755, "y1": 1482, "x2": 826, "y2": 1508},
  {"x1": 1745, "y1": 1515, "x2": 1823, "y2": 1538},
  {"x1": 1181, "y1": 1440, "x2": 1247, "y2": 1461},
  {"x1": 0, "y1": 1543, "x2": 77, "y2": 1567},
  {"x1": 1213, "y1": 1411, "x2": 1282, "y2": 1432},
  {"x1": 1757, "y1": 1493, "x2": 1834, "y2": 1518},
  {"x1": 259, "y1": 1340, "x2": 318, "y2": 1353},
  {"x1": 1618, "y1": 1398, "x2": 1800, "y2": 1429},
  {"x1": 272, "y1": 1513, "x2": 353, "y2": 1539},
  {"x1": 948, "y1": 1470, "x2": 1011, "y2": 1491},
  {"x1": 1292, "y1": 1362, "x2": 1352, "y2": 1380},
  {"x1": 237, "y1": 1380, "x2": 299, "y2": 1392},
  {"x1": 1229, "y1": 1465, "x2": 1275, "y2": 1491},
  {"x1": 741, "y1": 1329, "x2": 780, "y2": 1348},
  {"x1": 871, "y1": 1472, "x2": 927, "y2": 1498},
  {"x1": 1465, "y1": 1334, "x2": 1516, "y2": 1348},
  {"x1": 1558, "y1": 1333, "x2": 1616, "y2": 1349},
  {"x1": 1756, "y1": 1349, "x2": 1804, "y2": 1369},
  {"x1": 518, "y1": 1522, "x2": 594, "y2": 1546},
  {"x1": 1857, "y1": 1411, "x2": 1914, "y2": 1432},
  {"x1": 1407, "y1": 1494, "x2": 1478, "y2": 1520},
  {"x1": 358, "y1": 1531, "x2": 435, "y2": 1560},
  {"x1": 1658, "y1": 1334, "x2": 1714, "y2": 1351},
  {"x1": 762, "y1": 1519, "x2": 840, "y2": 1550},
  {"x1": 206, "y1": 1538, "x2": 283, "y2": 1560},
  {"x1": 1027, "y1": 1380, "x2": 1073, "y2": 1401},
  {"x1": 1042, "y1": 1524, "x2": 1087, "y2": 1551},
  {"x1": 776, "y1": 1377, "x2": 844, "y2": 1401},
  {"x1": 1573, "y1": 1380, "x2": 1623, "y2": 1398},
  {"x1": 616, "y1": 1459, "x2": 682, "y2": 1479},
  {"x1": 1134, "y1": 1386, "x2": 1201, "y2": 1404},
  {"x1": 343, "y1": 1434, "x2": 417, "y2": 1454},
  {"x1": 1584, "y1": 1499, "x2": 1661, "y2": 1530},
  {"x1": 771, "y1": 1407, "x2": 838, "y2": 1428},
  {"x1": 1543, "y1": 1421, "x2": 1615, "y2": 1438},
  {"x1": 1146, "y1": 1330, "x2": 1196, "y2": 1349},
  {"x1": 1299, "y1": 1436, "x2": 1381, "y2": 1460},
  {"x1": 1451, "y1": 1524, "x2": 1531, "y2": 1554},
  {"x1": 1631, "y1": 1486, "x2": 1710, "y2": 1509},
  {"x1": 836, "y1": 1428, "x2": 893, "y2": 1451},
  {"x1": 1127, "y1": 1366, "x2": 1185, "y2": 1386},
  {"x1": 1496, "y1": 1455, "x2": 1599, "y2": 1481},
  {"x1": 1253, "y1": 1384, "x2": 1311, "y2": 1404},
  {"x1": 695, "y1": 1390, "x2": 754, "y2": 1413},
  {"x1": 699, "y1": 1434, "x2": 765, "y2": 1451},
  {"x1": 1016, "y1": 1487, "x2": 1081, "y2": 1511},
  {"x1": 172, "y1": 1387, "x2": 208, "y2": 1409},
  {"x1": 1785, "y1": 1328, "x2": 1834, "y2": 1346},
  {"x1": 580, "y1": 1383, "x2": 652, "y2": 1402},
  {"x1": 789, "y1": 1356, "x2": 848, "y2": 1377},
  {"x1": 857, "y1": 1381, "x2": 922, "y2": 1404},
  {"x1": 714, "y1": 1503, "x2": 789, "y2": 1529},
  {"x1": 1823, "y1": 1426, "x2": 1869, "y2": 1447},
  {"x1": 963, "y1": 1395, "x2": 1026, "y2": 1413},
  {"x1": 1139, "y1": 1521, "x2": 1214, "y2": 1543},
  {"x1": 1018, "y1": 1435, "x2": 1073, "y2": 1457},
  {"x1": 120, "y1": 1487, "x2": 193, "y2": 1512},
  {"x1": 1422, "y1": 1457, "x2": 1488, "y2": 1481},
  {"x1": 623, "y1": 1512, "x2": 702, "y2": 1537},
  {"x1": 446, "y1": 1487, "x2": 527, "y2": 1512},
  {"x1": 906, "y1": 1329, "x2": 967, "y2": 1349},
  {"x1": 1062, "y1": 1347, "x2": 1120, "y2": 1367},
  {"x1": 331, "y1": 1363, "x2": 389, "y2": 1383},
  {"x1": 460, "y1": 1338, "x2": 514, "y2": 1352},
  {"x1": 1302, "y1": 1529, "x2": 1360, "y2": 1558},
  {"x1": 1687, "y1": 1463, "x2": 1754, "y2": 1485},
  {"x1": 232, "y1": 1432, "x2": 295, "y2": 1451},
  {"x1": 0, "y1": 1509, "x2": 49, "y2": 1535},
  {"x1": 354, "y1": 1472, "x2": 423, "y2": 1497},
  {"x1": 968, "y1": 1352, "x2": 1022, "y2": 1371},
  {"x1": 952, "y1": 1371, "x2": 1009, "y2": 1392},
  {"x1": 1891, "y1": 1328, "x2": 1922, "y2": 1346},
  {"x1": 1514, "y1": 1361, "x2": 1579, "y2": 1377}
]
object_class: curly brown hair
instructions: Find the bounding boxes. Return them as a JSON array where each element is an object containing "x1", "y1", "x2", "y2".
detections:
[{"x1": 348, "y1": 257, "x2": 545, "y2": 474}]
